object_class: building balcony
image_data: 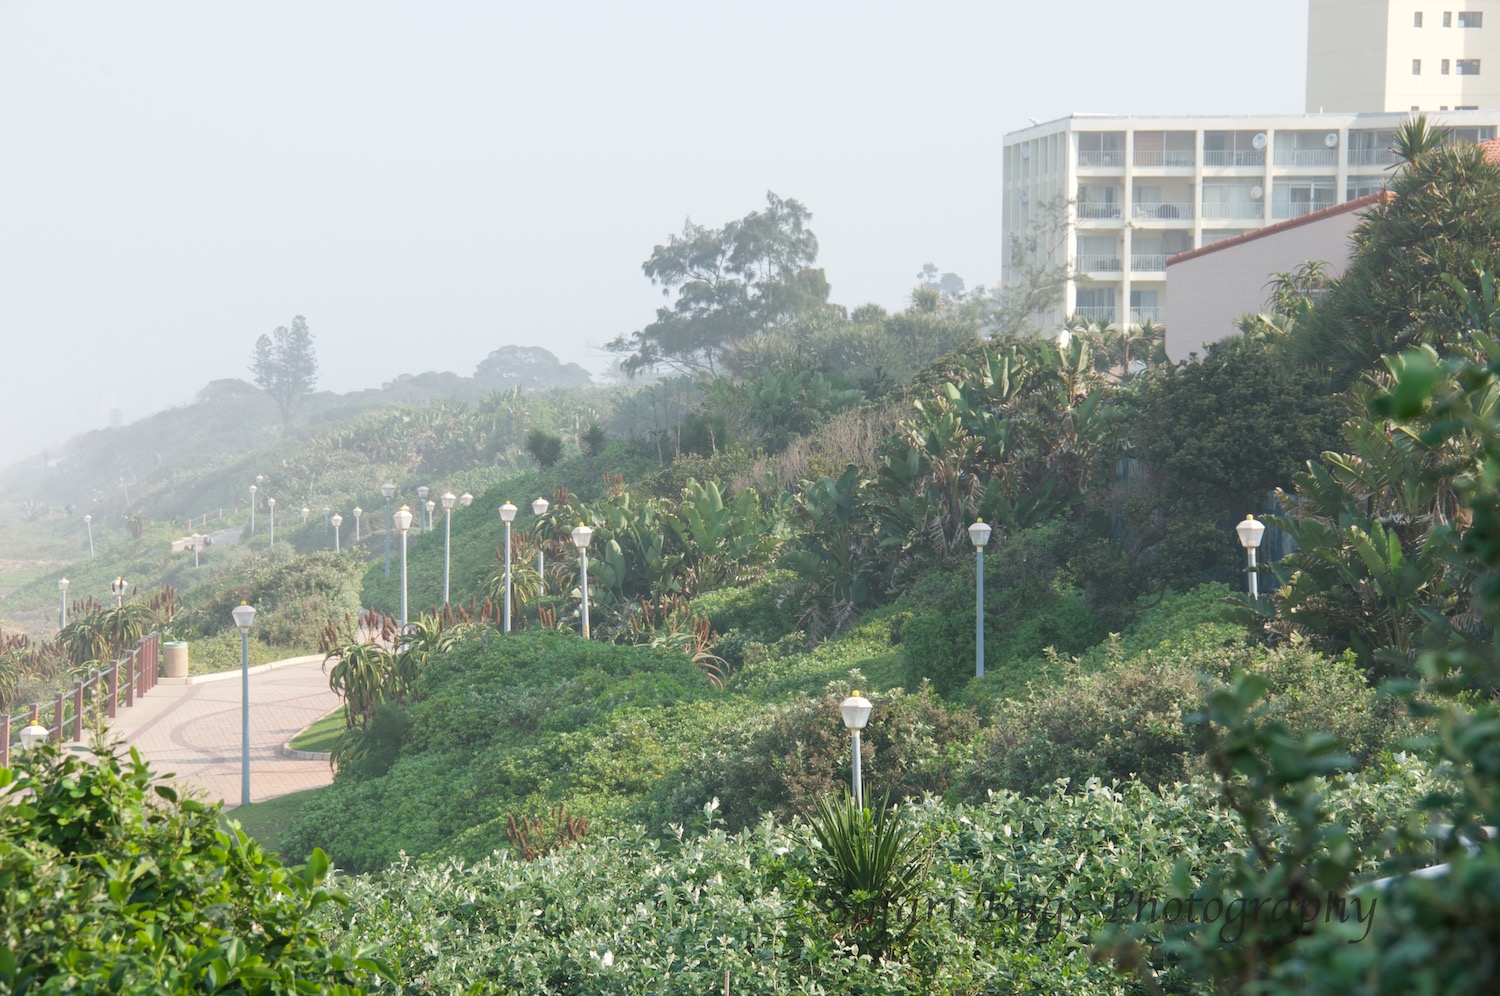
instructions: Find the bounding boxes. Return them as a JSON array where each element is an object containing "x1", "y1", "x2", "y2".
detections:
[
  {"x1": 1076, "y1": 255, "x2": 1123, "y2": 272},
  {"x1": 1347, "y1": 148, "x2": 1401, "y2": 167},
  {"x1": 1272, "y1": 199, "x2": 1336, "y2": 220},
  {"x1": 1132, "y1": 202, "x2": 1193, "y2": 220},
  {"x1": 1202, "y1": 202, "x2": 1264, "y2": 220},
  {"x1": 1077, "y1": 202, "x2": 1122, "y2": 220},
  {"x1": 1073, "y1": 306, "x2": 1117, "y2": 322},
  {"x1": 1133, "y1": 150, "x2": 1196, "y2": 167},
  {"x1": 1078, "y1": 150, "x2": 1125, "y2": 168},
  {"x1": 1130, "y1": 307, "x2": 1163, "y2": 325},
  {"x1": 1203, "y1": 150, "x2": 1265, "y2": 167},
  {"x1": 1273, "y1": 149, "x2": 1338, "y2": 167},
  {"x1": 1130, "y1": 255, "x2": 1168, "y2": 271}
]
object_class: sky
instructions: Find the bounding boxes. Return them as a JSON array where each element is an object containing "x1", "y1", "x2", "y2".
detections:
[{"x1": 0, "y1": 1, "x2": 1308, "y2": 470}]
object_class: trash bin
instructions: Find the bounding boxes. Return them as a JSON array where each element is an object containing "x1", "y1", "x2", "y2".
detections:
[{"x1": 163, "y1": 641, "x2": 189, "y2": 678}]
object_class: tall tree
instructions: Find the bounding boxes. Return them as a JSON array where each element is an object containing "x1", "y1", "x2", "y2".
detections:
[
  {"x1": 251, "y1": 315, "x2": 319, "y2": 427},
  {"x1": 607, "y1": 192, "x2": 830, "y2": 378}
]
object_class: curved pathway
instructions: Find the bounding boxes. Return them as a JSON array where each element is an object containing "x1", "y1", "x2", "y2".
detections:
[{"x1": 102, "y1": 655, "x2": 340, "y2": 810}]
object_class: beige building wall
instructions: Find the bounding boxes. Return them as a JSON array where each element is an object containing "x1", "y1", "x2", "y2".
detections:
[
  {"x1": 1309, "y1": 0, "x2": 1500, "y2": 111},
  {"x1": 1163, "y1": 204, "x2": 1368, "y2": 362}
]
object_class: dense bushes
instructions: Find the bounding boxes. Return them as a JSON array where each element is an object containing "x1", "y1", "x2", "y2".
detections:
[
  {"x1": 182, "y1": 551, "x2": 364, "y2": 648},
  {"x1": 1, "y1": 741, "x2": 387, "y2": 991}
]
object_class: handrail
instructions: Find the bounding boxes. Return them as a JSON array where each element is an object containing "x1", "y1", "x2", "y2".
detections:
[{"x1": 2, "y1": 632, "x2": 160, "y2": 767}]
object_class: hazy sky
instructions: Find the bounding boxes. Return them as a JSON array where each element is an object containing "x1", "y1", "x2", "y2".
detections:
[{"x1": 0, "y1": 1, "x2": 1307, "y2": 469}]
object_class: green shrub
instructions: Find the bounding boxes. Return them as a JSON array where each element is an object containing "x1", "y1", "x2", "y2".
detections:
[{"x1": 0, "y1": 741, "x2": 390, "y2": 990}]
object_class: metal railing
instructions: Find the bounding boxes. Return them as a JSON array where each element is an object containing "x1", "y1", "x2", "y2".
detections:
[
  {"x1": 1202, "y1": 201, "x2": 1264, "y2": 220},
  {"x1": 1347, "y1": 148, "x2": 1401, "y2": 167},
  {"x1": 1133, "y1": 150, "x2": 1196, "y2": 167},
  {"x1": 1132, "y1": 202, "x2": 1194, "y2": 220},
  {"x1": 1203, "y1": 150, "x2": 1265, "y2": 167},
  {"x1": 2, "y1": 633, "x2": 160, "y2": 767},
  {"x1": 1075, "y1": 255, "x2": 1123, "y2": 272},
  {"x1": 1077, "y1": 202, "x2": 1122, "y2": 219},
  {"x1": 1131, "y1": 254, "x2": 1169, "y2": 271},
  {"x1": 1274, "y1": 149, "x2": 1338, "y2": 167},
  {"x1": 1130, "y1": 306, "x2": 1163, "y2": 324},
  {"x1": 1272, "y1": 199, "x2": 1336, "y2": 220},
  {"x1": 1072, "y1": 305, "x2": 1117, "y2": 321},
  {"x1": 1078, "y1": 150, "x2": 1124, "y2": 168}
]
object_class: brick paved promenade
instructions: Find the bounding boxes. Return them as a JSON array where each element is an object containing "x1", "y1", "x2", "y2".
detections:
[{"x1": 102, "y1": 655, "x2": 340, "y2": 810}]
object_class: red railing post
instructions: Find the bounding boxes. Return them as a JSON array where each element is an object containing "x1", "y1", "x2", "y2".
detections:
[
  {"x1": 52, "y1": 693, "x2": 64, "y2": 743},
  {"x1": 107, "y1": 664, "x2": 118, "y2": 719},
  {"x1": 126, "y1": 652, "x2": 136, "y2": 709},
  {"x1": 73, "y1": 681, "x2": 84, "y2": 740},
  {"x1": 1, "y1": 714, "x2": 9, "y2": 767}
]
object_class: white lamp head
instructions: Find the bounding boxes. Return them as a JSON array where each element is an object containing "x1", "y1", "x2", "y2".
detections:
[
  {"x1": 460, "y1": 492, "x2": 473, "y2": 508},
  {"x1": 840, "y1": 692, "x2": 873, "y2": 731},
  {"x1": 18, "y1": 723, "x2": 49, "y2": 751},
  {"x1": 425, "y1": 500, "x2": 435, "y2": 515},
  {"x1": 1236, "y1": 514, "x2": 1266, "y2": 551},
  {"x1": 969, "y1": 520, "x2": 992, "y2": 549},
  {"x1": 111, "y1": 577, "x2": 127, "y2": 597},
  {"x1": 267, "y1": 497, "x2": 275, "y2": 507},
  {"x1": 84, "y1": 514, "x2": 91, "y2": 523},
  {"x1": 572, "y1": 523, "x2": 593, "y2": 549},
  {"x1": 500, "y1": 501, "x2": 518, "y2": 523},
  {"x1": 353, "y1": 507, "x2": 362, "y2": 517},
  {"x1": 417, "y1": 486, "x2": 430, "y2": 500},
  {"x1": 331, "y1": 513, "x2": 343, "y2": 528},
  {"x1": 323, "y1": 506, "x2": 330, "y2": 516},
  {"x1": 394, "y1": 506, "x2": 413, "y2": 532},
  {"x1": 250, "y1": 484, "x2": 257, "y2": 495},
  {"x1": 301, "y1": 506, "x2": 310, "y2": 519},
  {"x1": 59, "y1": 577, "x2": 69, "y2": 592},
  {"x1": 532, "y1": 497, "x2": 550, "y2": 516},
  {"x1": 231, "y1": 601, "x2": 256, "y2": 631},
  {"x1": 441, "y1": 492, "x2": 457, "y2": 511},
  {"x1": 381, "y1": 482, "x2": 396, "y2": 499}
]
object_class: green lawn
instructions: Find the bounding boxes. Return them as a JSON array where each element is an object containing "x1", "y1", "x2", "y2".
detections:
[
  {"x1": 288, "y1": 706, "x2": 347, "y2": 754},
  {"x1": 222, "y1": 786, "x2": 327, "y2": 860}
]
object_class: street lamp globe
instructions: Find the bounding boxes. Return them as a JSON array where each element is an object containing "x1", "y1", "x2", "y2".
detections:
[
  {"x1": 968, "y1": 521, "x2": 992, "y2": 549},
  {"x1": 394, "y1": 505, "x2": 413, "y2": 533},
  {"x1": 441, "y1": 492, "x2": 457, "y2": 511},
  {"x1": 532, "y1": 497, "x2": 549, "y2": 517},
  {"x1": 1236, "y1": 514, "x2": 1267, "y2": 598},
  {"x1": 839, "y1": 691, "x2": 873, "y2": 807},
  {"x1": 19, "y1": 723, "x2": 50, "y2": 751},
  {"x1": 571, "y1": 523, "x2": 593, "y2": 549},
  {"x1": 381, "y1": 483, "x2": 396, "y2": 500},
  {"x1": 460, "y1": 492, "x2": 473, "y2": 508}
]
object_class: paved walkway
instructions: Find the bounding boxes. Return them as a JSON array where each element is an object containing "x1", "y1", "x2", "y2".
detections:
[{"x1": 99, "y1": 655, "x2": 341, "y2": 810}]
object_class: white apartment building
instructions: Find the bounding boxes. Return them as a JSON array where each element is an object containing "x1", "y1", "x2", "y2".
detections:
[
  {"x1": 1308, "y1": 1, "x2": 1500, "y2": 112},
  {"x1": 1000, "y1": 111, "x2": 1500, "y2": 330}
]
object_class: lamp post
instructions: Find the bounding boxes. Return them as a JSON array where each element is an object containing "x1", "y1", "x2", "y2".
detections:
[
  {"x1": 1236, "y1": 514, "x2": 1266, "y2": 598},
  {"x1": 322, "y1": 506, "x2": 331, "y2": 533},
  {"x1": 417, "y1": 486, "x2": 430, "y2": 530},
  {"x1": 58, "y1": 577, "x2": 69, "y2": 631},
  {"x1": 192, "y1": 534, "x2": 201, "y2": 568},
  {"x1": 331, "y1": 513, "x2": 343, "y2": 552},
  {"x1": 532, "y1": 497, "x2": 550, "y2": 594},
  {"x1": 382, "y1": 483, "x2": 396, "y2": 577},
  {"x1": 301, "y1": 505, "x2": 310, "y2": 526},
  {"x1": 267, "y1": 497, "x2": 276, "y2": 548},
  {"x1": 498, "y1": 502, "x2": 517, "y2": 629},
  {"x1": 111, "y1": 577, "x2": 127, "y2": 608},
  {"x1": 84, "y1": 514, "x2": 94, "y2": 557},
  {"x1": 249, "y1": 484, "x2": 257, "y2": 536},
  {"x1": 439, "y1": 493, "x2": 457, "y2": 606},
  {"x1": 840, "y1": 691, "x2": 873, "y2": 808},
  {"x1": 353, "y1": 507, "x2": 362, "y2": 543},
  {"x1": 232, "y1": 602, "x2": 256, "y2": 808},
  {"x1": 969, "y1": 520, "x2": 992, "y2": 678},
  {"x1": 425, "y1": 500, "x2": 436, "y2": 535},
  {"x1": 394, "y1": 506, "x2": 413, "y2": 630},
  {"x1": 572, "y1": 523, "x2": 593, "y2": 639},
  {"x1": 460, "y1": 492, "x2": 473, "y2": 509}
]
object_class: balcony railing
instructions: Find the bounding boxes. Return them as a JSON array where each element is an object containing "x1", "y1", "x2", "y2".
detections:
[
  {"x1": 1202, "y1": 201, "x2": 1264, "y2": 220},
  {"x1": 1077, "y1": 202, "x2": 1122, "y2": 220},
  {"x1": 1273, "y1": 149, "x2": 1338, "y2": 167},
  {"x1": 1131, "y1": 255, "x2": 1169, "y2": 271},
  {"x1": 1347, "y1": 148, "x2": 1401, "y2": 167},
  {"x1": 1075, "y1": 255, "x2": 1122, "y2": 272},
  {"x1": 1078, "y1": 150, "x2": 1124, "y2": 167},
  {"x1": 1133, "y1": 150, "x2": 1196, "y2": 167},
  {"x1": 1203, "y1": 150, "x2": 1265, "y2": 167},
  {"x1": 1132, "y1": 202, "x2": 1193, "y2": 220},
  {"x1": 1272, "y1": 199, "x2": 1336, "y2": 220},
  {"x1": 1130, "y1": 307, "x2": 1163, "y2": 325},
  {"x1": 1073, "y1": 306, "x2": 1117, "y2": 321}
]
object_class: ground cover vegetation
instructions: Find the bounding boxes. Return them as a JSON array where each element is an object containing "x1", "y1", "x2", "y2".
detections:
[{"x1": 8, "y1": 129, "x2": 1500, "y2": 990}]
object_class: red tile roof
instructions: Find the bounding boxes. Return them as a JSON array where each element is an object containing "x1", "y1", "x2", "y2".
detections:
[
  {"x1": 1166, "y1": 191, "x2": 1394, "y2": 267},
  {"x1": 1479, "y1": 137, "x2": 1500, "y2": 164}
]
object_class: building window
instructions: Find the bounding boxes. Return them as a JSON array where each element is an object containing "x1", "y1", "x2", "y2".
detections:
[
  {"x1": 1443, "y1": 58, "x2": 1452, "y2": 73},
  {"x1": 1459, "y1": 11, "x2": 1482, "y2": 26},
  {"x1": 1444, "y1": 11, "x2": 1452, "y2": 27},
  {"x1": 1414, "y1": 58, "x2": 1423, "y2": 73},
  {"x1": 1416, "y1": 11, "x2": 1424, "y2": 26},
  {"x1": 1457, "y1": 104, "x2": 1479, "y2": 109},
  {"x1": 1458, "y1": 58, "x2": 1481, "y2": 74}
]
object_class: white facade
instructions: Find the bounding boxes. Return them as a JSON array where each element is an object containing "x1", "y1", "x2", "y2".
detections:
[
  {"x1": 1164, "y1": 197, "x2": 1374, "y2": 362},
  {"x1": 1000, "y1": 111, "x2": 1500, "y2": 332},
  {"x1": 1308, "y1": 1, "x2": 1500, "y2": 112}
]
